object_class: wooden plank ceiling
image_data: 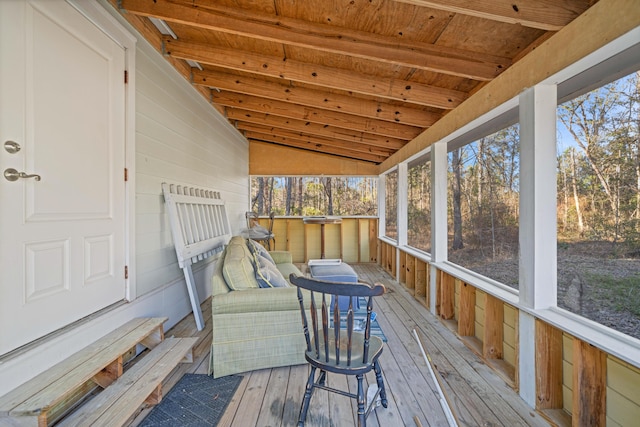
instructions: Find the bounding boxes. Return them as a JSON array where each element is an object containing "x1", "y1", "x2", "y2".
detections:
[{"x1": 111, "y1": 0, "x2": 596, "y2": 164}]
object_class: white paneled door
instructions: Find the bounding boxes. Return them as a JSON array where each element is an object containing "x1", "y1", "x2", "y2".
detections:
[{"x1": 0, "y1": 0, "x2": 127, "y2": 355}]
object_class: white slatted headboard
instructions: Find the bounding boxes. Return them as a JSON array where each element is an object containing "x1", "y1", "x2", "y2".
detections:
[{"x1": 162, "y1": 183, "x2": 232, "y2": 330}]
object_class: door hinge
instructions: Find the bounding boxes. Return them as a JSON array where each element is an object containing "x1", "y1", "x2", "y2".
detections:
[
  {"x1": 125, "y1": 265, "x2": 129, "y2": 279},
  {"x1": 124, "y1": 168, "x2": 128, "y2": 182},
  {"x1": 124, "y1": 70, "x2": 128, "y2": 84}
]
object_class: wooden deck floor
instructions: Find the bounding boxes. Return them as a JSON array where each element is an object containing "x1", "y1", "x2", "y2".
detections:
[{"x1": 129, "y1": 263, "x2": 549, "y2": 427}]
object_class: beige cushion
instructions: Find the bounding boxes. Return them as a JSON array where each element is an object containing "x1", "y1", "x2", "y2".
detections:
[{"x1": 222, "y1": 237, "x2": 259, "y2": 290}]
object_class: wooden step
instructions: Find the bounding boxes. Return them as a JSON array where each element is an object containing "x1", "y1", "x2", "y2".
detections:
[
  {"x1": 58, "y1": 337, "x2": 198, "y2": 427},
  {"x1": 0, "y1": 317, "x2": 168, "y2": 427}
]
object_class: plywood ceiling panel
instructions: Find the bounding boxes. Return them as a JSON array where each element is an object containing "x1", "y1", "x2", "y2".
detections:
[{"x1": 111, "y1": 0, "x2": 596, "y2": 165}]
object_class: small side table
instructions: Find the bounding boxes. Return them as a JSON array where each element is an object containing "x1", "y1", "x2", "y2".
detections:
[{"x1": 303, "y1": 216, "x2": 342, "y2": 259}]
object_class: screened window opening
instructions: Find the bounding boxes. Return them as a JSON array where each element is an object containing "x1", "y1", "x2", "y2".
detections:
[
  {"x1": 250, "y1": 176, "x2": 377, "y2": 216},
  {"x1": 556, "y1": 69, "x2": 640, "y2": 339},
  {"x1": 385, "y1": 170, "x2": 398, "y2": 240},
  {"x1": 407, "y1": 155, "x2": 432, "y2": 252},
  {"x1": 447, "y1": 124, "x2": 521, "y2": 288}
]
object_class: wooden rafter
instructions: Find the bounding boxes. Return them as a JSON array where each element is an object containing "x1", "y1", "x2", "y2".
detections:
[
  {"x1": 242, "y1": 126, "x2": 395, "y2": 158},
  {"x1": 120, "y1": 0, "x2": 510, "y2": 80},
  {"x1": 227, "y1": 109, "x2": 407, "y2": 149},
  {"x1": 213, "y1": 92, "x2": 423, "y2": 140},
  {"x1": 391, "y1": 0, "x2": 591, "y2": 31},
  {"x1": 110, "y1": 0, "x2": 596, "y2": 166},
  {"x1": 193, "y1": 69, "x2": 440, "y2": 127},
  {"x1": 163, "y1": 38, "x2": 467, "y2": 109}
]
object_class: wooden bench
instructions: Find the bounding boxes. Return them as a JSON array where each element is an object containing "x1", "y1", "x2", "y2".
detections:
[{"x1": 0, "y1": 317, "x2": 195, "y2": 427}]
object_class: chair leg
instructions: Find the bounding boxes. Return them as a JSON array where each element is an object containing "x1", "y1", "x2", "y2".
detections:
[
  {"x1": 356, "y1": 374, "x2": 366, "y2": 427},
  {"x1": 318, "y1": 370, "x2": 326, "y2": 386},
  {"x1": 298, "y1": 366, "x2": 317, "y2": 426},
  {"x1": 374, "y1": 360, "x2": 388, "y2": 408}
]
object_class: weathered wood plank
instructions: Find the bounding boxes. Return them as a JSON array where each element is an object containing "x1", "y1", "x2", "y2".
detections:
[
  {"x1": 458, "y1": 281, "x2": 476, "y2": 337},
  {"x1": 484, "y1": 294, "x2": 504, "y2": 360},
  {"x1": 256, "y1": 366, "x2": 290, "y2": 426},
  {"x1": 535, "y1": 320, "x2": 564, "y2": 411},
  {"x1": 439, "y1": 271, "x2": 455, "y2": 320},
  {"x1": 572, "y1": 339, "x2": 606, "y2": 427}
]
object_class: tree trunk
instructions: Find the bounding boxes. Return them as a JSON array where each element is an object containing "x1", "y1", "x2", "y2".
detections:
[
  {"x1": 561, "y1": 156, "x2": 569, "y2": 232},
  {"x1": 324, "y1": 177, "x2": 333, "y2": 215},
  {"x1": 570, "y1": 148, "x2": 585, "y2": 235},
  {"x1": 452, "y1": 148, "x2": 464, "y2": 250},
  {"x1": 285, "y1": 177, "x2": 293, "y2": 215},
  {"x1": 267, "y1": 177, "x2": 274, "y2": 214},
  {"x1": 256, "y1": 177, "x2": 265, "y2": 214}
]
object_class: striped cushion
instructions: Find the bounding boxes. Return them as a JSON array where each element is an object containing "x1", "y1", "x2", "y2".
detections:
[{"x1": 222, "y1": 238, "x2": 259, "y2": 290}]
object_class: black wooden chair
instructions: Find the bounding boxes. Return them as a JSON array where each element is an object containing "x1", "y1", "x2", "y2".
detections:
[
  {"x1": 289, "y1": 274, "x2": 388, "y2": 427},
  {"x1": 246, "y1": 211, "x2": 276, "y2": 250}
]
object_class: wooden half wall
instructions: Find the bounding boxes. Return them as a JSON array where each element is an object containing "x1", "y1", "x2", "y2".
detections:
[
  {"x1": 252, "y1": 216, "x2": 377, "y2": 264},
  {"x1": 380, "y1": 243, "x2": 640, "y2": 426}
]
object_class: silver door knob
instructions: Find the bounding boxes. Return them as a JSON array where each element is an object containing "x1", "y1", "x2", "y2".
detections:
[{"x1": 4, "y1": 168, "x2": 41, "y2": 181}]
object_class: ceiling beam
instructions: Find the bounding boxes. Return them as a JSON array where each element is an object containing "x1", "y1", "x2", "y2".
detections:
[
  {"x1": 242, "y1": 126, "x2": 395, "y2": 158},
  {"x1": 193, "y1": 69, "x2": 440, "y2": 128},
  {"x1": 164, "y1": 38, "x2": 467, "y2": 109},
  {"x1": 212, "y1": 92, "x2": 422, "y2": 140},
  {"x1": 245, "y1": 133, "x2": 388, "y2": 164},
  {"x1": 227, "y1": 109, "x2": 407, "y2": 150},
  {"x1": 391, "y1": 0, "x2": 591, "y2": 31},
  {"x1": 120, "y1": 0, "x2": 510, "y2": 80}
]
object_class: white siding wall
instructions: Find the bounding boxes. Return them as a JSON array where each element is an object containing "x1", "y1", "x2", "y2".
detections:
[
  {"x1": 0, "y1": 3, "x2": 249, "y2": 396},
  {"x1": 133, "y1": 36, "x2": 248, "y2": 299}
]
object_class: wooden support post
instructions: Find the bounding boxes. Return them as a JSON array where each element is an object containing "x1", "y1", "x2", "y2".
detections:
[
  {"x1": 439, "y1": 272, "x2": 455, "y2": 320},
  {"x1": 400, "y1": 251, "x2": 407, "y2": 284},
  {"x1": 483, "y1": 295, "x2": 504, "y2": 360},
  {"x1": 424, "y1": 264, "x2": 431, "y2": 308},
  {"x1": 356, "y1": 218, "x2": 362, "y2": 262},
  {"x1": 92, "y1": 357, "x2": 123, "y2": 389},
  {"x1": 369, "y1": 220, "x2": 377, "y2": 262},
  {"x1": 285, "y1": 218, "x2": 291, "y2": 252},
  {"x1": 458, "y1": 282, "x2": 475, "y2": 337},
  {"x1": 140, "y1": 326, "x2": 164, "y2": 349},
  {"x1": 145, "y1": 385, "x2": 163, "y2": 405},
  {"x1": 535, "y1": 320, "x2": 564, "y2": 411},
  {"x1": 407, "y1": 255, "x2": 416, "y2": 291},
  {"x1": 304, "y1": 222, "x2": 309, "y2": 262},
  {"x1": 572, "y1": 339, "x2": 606, "y2": 427}
]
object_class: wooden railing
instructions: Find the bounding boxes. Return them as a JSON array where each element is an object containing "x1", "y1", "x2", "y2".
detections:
[{"x1": 379, "y1": 240, "x2": 640, "y2": 427}]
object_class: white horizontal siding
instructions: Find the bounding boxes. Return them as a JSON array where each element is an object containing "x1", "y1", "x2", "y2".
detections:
[
  {"x1": 0, "y1": 1, "x2": 249, "y2": 397},
  {"x1": 133, "y1": 35, "x2": 248, "y2": 297}
]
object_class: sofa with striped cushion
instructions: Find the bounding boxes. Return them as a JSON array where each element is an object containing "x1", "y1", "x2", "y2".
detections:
[{"x1": 208, "y1": 236, "x2": 308, "y2": 378}]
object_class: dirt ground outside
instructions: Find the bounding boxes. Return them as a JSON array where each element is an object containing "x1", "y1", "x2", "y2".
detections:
[{"x1": 449, "y1": 241, "x2": 640, "y2": 341}]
